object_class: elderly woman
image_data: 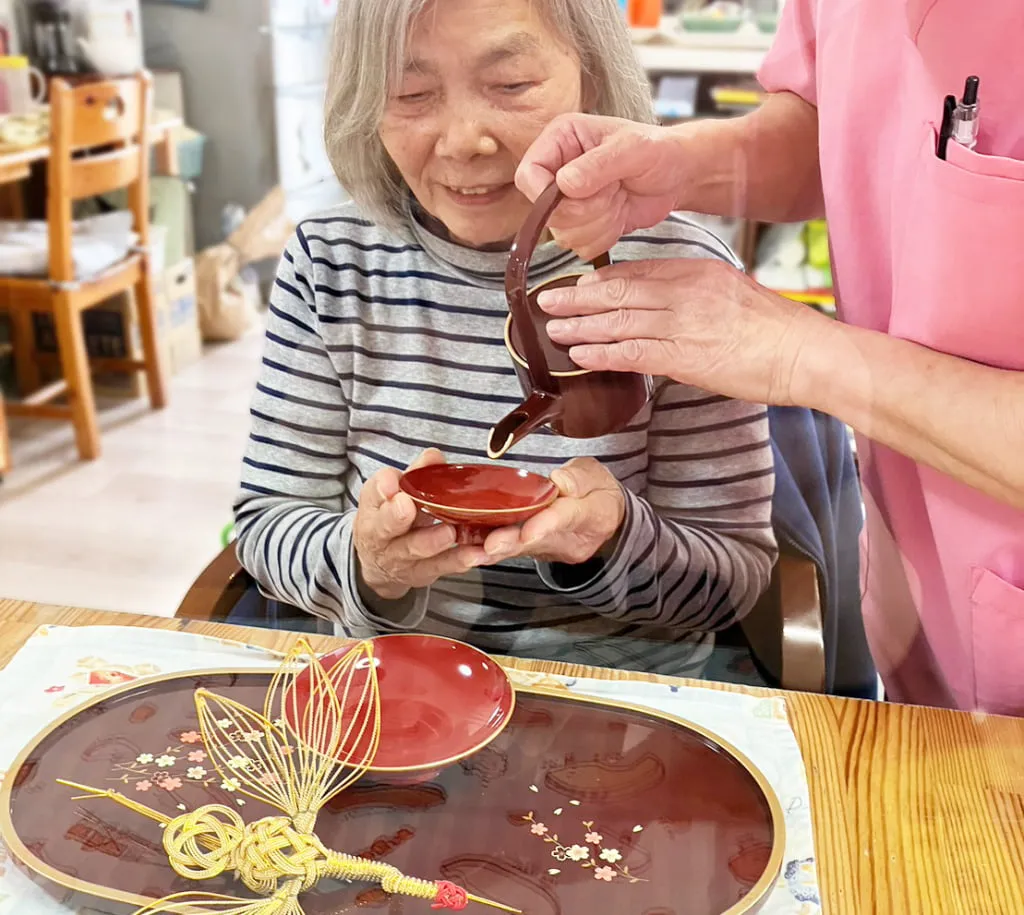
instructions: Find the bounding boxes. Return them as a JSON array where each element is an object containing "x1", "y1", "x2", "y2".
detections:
[{"x1": 234, "y1": 0, "x2": 777, "y2": 677}]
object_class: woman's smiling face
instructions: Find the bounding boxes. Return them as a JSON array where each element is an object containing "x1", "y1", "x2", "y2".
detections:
[{"x1": 379, "y1": 0, "x2": 586, "y2": 248}]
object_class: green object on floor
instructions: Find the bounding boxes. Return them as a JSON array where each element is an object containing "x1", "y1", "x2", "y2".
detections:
[
  {"x1": 221, "y1": 523, "x2": 235, "y2": 549},
  {"x1": 805, "y1": 220, "x2": 831, "y2": 270}
]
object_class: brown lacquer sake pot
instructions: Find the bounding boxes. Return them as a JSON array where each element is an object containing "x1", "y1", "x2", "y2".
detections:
[{"x1": 487, "y1": 183, "x2": 653, "y2": 459}]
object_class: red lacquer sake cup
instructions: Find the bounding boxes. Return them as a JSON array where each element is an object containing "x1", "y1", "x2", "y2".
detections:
[
  {"x1": 285, "y1": 634, "x2": 516, "y2": 775},
  {"x1": 399, "y1": 463, "x2": 558, "y2": 545}
]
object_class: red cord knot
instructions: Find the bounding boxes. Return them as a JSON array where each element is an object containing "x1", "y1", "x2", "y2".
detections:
[{"x1": 432, "y1": 881, "x2": 469, "y2": 910}]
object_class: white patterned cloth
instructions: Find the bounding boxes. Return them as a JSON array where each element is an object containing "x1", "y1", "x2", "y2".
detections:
[{"x1": 0, "y1": 626, "x2": 822, "y2": 914}]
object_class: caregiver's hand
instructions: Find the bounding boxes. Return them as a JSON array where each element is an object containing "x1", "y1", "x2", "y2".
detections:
[
  {"x1": 354, "y1": 449, "x2": 488, "y2": 601},
  {"x1": 540, "y1": 258, "x2": 833, "y2": 406},
  {"x1": 515, "y1": 114, "x2": 688, "y2": 260},
  {"x1": 482, "y1": 458, "x2": 625, "y2": 566}
]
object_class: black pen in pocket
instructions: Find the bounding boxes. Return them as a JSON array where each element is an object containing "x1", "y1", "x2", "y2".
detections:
[{"x1": 937, "y1": 95, "x2": 956, "y2": 160}]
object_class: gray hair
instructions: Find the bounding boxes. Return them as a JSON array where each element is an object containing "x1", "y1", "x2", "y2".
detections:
[{"x1": 324, "y1": 0, "x2": 656, "y2": 228}]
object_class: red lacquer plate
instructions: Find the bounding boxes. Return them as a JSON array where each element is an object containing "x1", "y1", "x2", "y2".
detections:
[
  {"x1": 285, "y1": 634, "x2": 516, "y2": 773},
  {"x1": 399, "y1": 463, "x2": 558, "y2": 544}
]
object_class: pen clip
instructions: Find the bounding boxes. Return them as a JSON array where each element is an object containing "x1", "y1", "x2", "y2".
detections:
[{"x1": 937, "y1": 94, "x2": 956, "y2": 160}]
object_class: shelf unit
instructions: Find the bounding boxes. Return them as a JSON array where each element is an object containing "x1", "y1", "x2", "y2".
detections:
[
  {"x1": 634, "y1": 41, "x2": 768, "y2": 76},
  {"x1": 634, "y1": 24, "x2": 834, "y2": 309}
]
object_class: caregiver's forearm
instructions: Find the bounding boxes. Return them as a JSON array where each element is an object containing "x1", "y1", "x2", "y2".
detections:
[
  {"x1": 672, "y1": 91, "x2": 825, "y2": 224},
  {"x1": 796, "y1": 321, "x2": 1024, "y2": 510}
]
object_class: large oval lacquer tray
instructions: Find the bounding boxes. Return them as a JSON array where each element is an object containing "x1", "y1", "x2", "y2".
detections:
[{"x1": 0, "y1": 671, "x2": 785, "y2": 915}]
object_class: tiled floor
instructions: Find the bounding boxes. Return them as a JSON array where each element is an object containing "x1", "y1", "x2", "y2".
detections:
[{"x1": 0, "y1": 329, "x2": 265, "y2": 617}]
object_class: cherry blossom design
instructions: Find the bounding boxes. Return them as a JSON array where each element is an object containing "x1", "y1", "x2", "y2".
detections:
[
  {"x1": 221, "y1": 778, "x2": 241, "y2": 792},
  {"x1": 136, "y1": 753, "x2": 154, "y2": 765},
  {"x1": 227, "y1": 755, "x2": 251, "y2": 770},
  {"x1": 521, "y1": 809, "x2": 646, "y2": 885},
  {"x1": 135, "y1": 780, "x2": 152, "y2": 792},
  {"x1": 44, "y1": 686, "x2": 65, "y2": 694},
  {"x1": 179, "y1": 731, "x2": 202, "y2": 744},
  {"x1": 259, "y1": 771, "x2": 281, "y2": 787},
  {"x1": 155, "y1": 755, "x2": 177, "y2": 768},
  {"x1": 187, "y1": 750, "x2": 206, "y2": 763},
  {"x1": 186, "y1": 767, "x2": 207, "y2": 780},
  {"x1": 161, "y1": 777, "x2": 183, "y2": 791}
]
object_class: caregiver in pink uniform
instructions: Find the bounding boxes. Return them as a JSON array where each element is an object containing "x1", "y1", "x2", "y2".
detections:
[{"x1": 515, "y1": 0, "x2": 1024, "y2": 713}]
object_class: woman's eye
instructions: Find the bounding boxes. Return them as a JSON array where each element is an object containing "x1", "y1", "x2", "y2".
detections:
[
  {"x1": 496, "y1": 82, "x2": 533, "y2": 95},
  {"x1": 396, "y1": 91, "x2": 432, "y2": 104}
]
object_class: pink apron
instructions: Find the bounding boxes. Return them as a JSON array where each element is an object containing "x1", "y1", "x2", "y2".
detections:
[{"x1": 760, "y1": 0, "x2": 1024, "y2": 713}]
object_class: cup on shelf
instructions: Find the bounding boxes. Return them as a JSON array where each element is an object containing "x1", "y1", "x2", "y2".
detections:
[
  {"x1": 628, "y1": 0, "x2": 663, "y2": 29},
  {"x1": 0, "y1": 56, "x2": 45, "y2": 116}
]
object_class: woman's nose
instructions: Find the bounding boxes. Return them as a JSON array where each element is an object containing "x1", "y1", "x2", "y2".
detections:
[{"x1": 434, "y1": 108, "x2": 499, "y2": 160}]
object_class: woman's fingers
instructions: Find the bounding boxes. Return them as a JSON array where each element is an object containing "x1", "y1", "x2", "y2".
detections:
[
  {"x1": 578, "y1": 258, "x2": 702, "y2": 286},
  {"x1": 567, "y1": 339, "x2": 680, "y2": 376},
  {"x1": 406, "y1": 448, "x2": 446, "y2": 471},
  {"x1": 407, "y1": 545, "x2": 489, "y2": 588},
  {"x1": 547, "y1": 305, "x2": 676, "y2": 346},
  {"x1": 398, "y1": 521, "x2": 457, "y2": 561},
  {"x1": 516, "y1": 114, "x2": 632, "y2": 201},
  {"x1": 539, "y1": 276, "x2": 675, "y2": 319}
]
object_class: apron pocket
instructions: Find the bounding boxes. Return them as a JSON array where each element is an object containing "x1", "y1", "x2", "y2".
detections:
[
  {"x1": 970, "y1": 566, "x2": 1024, "y2": 715},
  {"x1": 889, "y1": 125, "x2": 1024, "y2": 370}
]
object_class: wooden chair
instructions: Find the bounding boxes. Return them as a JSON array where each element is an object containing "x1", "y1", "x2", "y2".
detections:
[
  {"x1": 0, "y1": 390, "x2": 9, "y2": 477},
  {"x1": 0, "y1": 73, "x2": 166, "y2": 462},
  {"x1": 177, "y1": 545, "x2": 827, "y2": 693}
]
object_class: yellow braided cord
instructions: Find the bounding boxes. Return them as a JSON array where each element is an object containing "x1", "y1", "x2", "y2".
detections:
[
  {"x1": 321, "y1": 851, "x2": 439, "y2": 901},
  {"x1": 194, "y1": 639, "x2": 381, "y2": 823},
  {"x1": 161, "y1": 806, "x2": 437, "y2": 903}
]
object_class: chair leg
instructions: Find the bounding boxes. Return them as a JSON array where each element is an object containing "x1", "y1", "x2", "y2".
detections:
[
  {"x1": 0, "y1": 391, "x2": 10, "y2": 474},
  {"x1": 134, "y1": 272, "x2": 167, "y2": 410},
  {"x1": 9, "y1": 309, "x2": 42, "y2": 397},
  {"x1": 53, "y1": 298, "x2": 101, "y2": 461}
]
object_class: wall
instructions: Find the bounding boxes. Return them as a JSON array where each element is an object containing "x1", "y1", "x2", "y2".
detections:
[{"x1": 141, "y1": 0, "x2": 277, "y2": 249}]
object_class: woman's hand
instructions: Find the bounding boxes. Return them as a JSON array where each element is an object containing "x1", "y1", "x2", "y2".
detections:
[
  {"x1": 354, "y1": 449, "x2": 488, "y2": 601},
  {"x1": 515, "y1": 114, "x2": 689, "y2": 261},
  {"x1": 482, "y1": 458, "x2": 626, "y2": 565},
  {"x1": 539, "y1": 258, "x2": 834, "y2": 407}
]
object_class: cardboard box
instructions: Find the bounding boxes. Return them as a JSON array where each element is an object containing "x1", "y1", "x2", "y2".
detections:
[{"x1": 158, "y1": 258, "x2": 203, "y2": 376}]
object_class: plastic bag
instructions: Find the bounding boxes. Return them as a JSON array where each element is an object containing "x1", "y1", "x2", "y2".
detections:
[{"x1": 195, "y1": 244, "x2": 259, "y2": 342}]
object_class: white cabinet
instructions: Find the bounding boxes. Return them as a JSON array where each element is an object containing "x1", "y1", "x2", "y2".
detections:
[{"x1": 268, "y1": 0, "x2": 348, "y2": 222}]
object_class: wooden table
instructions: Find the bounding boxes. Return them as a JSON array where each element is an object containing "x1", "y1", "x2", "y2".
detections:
[{"x1": 1, "y1": 598, "x2": 1023, "y2": 914}]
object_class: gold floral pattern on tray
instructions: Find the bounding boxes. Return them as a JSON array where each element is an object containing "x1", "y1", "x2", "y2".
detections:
[
  {"x1": 107, "y1": 729, "x2": 267, "y2": 806},
  {"x1": 520, "y1": 792, "x2": 647, "y2": 884}
]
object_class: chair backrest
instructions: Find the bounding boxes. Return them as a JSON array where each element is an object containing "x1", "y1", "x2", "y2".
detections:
[{"x1": 47, "y1": 73, "x2": 152, "y2": 283}]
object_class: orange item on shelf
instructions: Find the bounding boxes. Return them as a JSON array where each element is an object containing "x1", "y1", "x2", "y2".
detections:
[{"x1": 628, "y1": 0, "x2": 662, "y2": 28}]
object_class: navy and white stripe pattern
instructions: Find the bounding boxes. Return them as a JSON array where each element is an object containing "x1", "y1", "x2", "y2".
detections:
[{"x1": 234, "y1": 202, "x2": 776, "y2": 677}]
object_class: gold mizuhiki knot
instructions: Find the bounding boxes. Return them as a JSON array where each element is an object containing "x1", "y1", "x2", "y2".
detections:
[
  {"x1": 162, "y1": 806, "x2": 331, "y2": 895},
  {"x1": 162, "y1": 805, "x2": 451, "y2": 904}
]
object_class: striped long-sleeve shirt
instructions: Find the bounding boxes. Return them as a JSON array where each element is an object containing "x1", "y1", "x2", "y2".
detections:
[{"x1": 234, "y1": 201, "x2": 777, "y2": 677}]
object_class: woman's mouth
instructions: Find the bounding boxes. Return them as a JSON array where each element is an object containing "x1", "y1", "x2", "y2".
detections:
[{"x1": 442, "y1": 184, "x2": 513, "y2": 206}]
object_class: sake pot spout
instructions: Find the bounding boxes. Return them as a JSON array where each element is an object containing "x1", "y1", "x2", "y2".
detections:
[{"x1": 487, "y1": 390, "x2": 562, "y2": 460}]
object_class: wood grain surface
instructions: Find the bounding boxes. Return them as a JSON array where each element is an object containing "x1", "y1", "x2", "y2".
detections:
[{"x1": 1, "y1": 598, "x2": 1023, "y2": 914}]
